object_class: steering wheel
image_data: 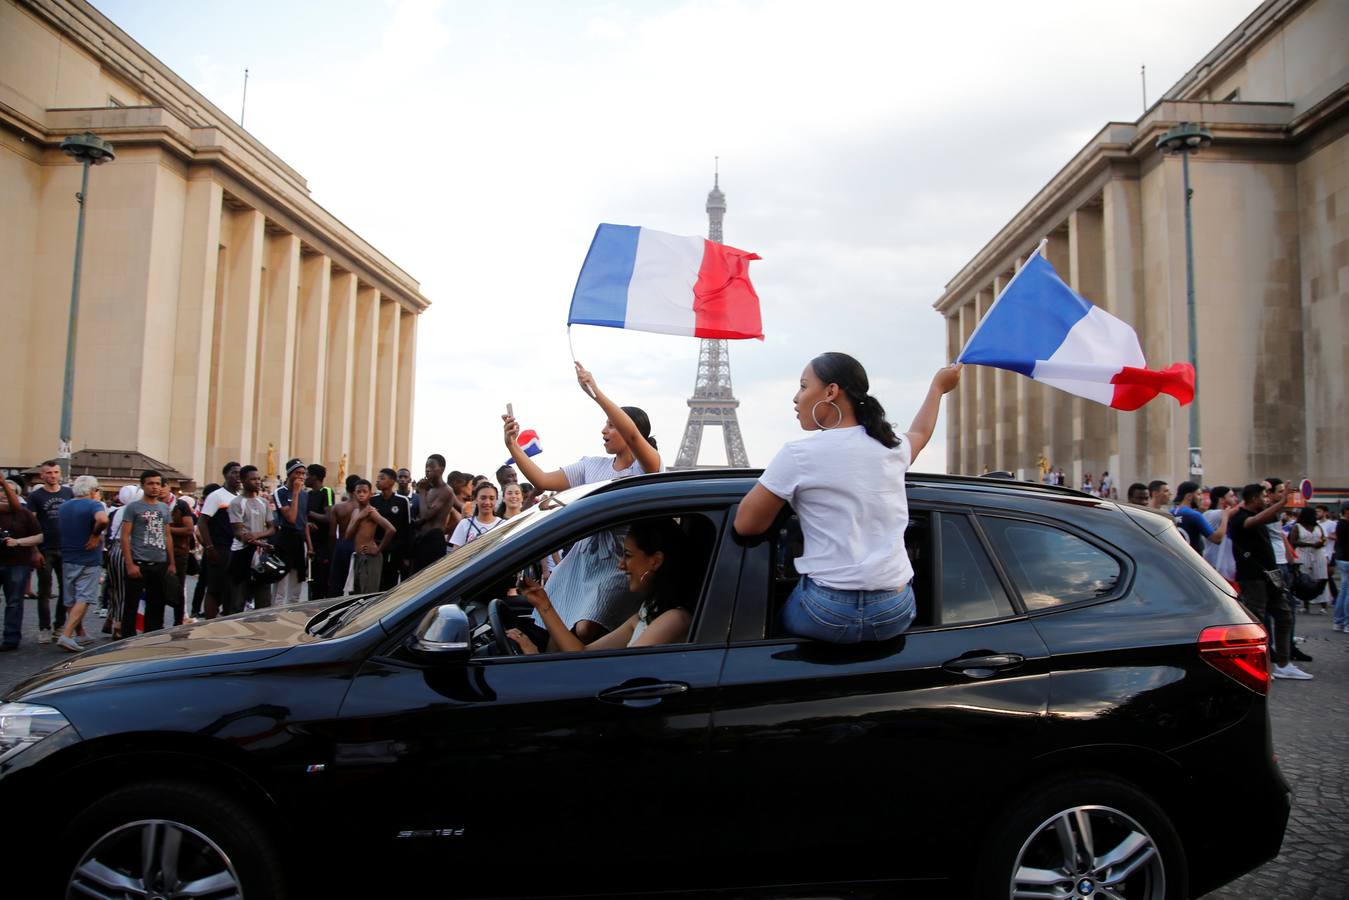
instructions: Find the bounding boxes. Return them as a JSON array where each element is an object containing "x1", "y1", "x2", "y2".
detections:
[{"x1": 487, "y1": 598, "x2": 519, "y2": 656}]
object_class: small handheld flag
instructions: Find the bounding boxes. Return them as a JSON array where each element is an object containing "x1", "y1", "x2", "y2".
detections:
[
  {"x1": 957, "y1": 250, "x2": 1193, "y2": 410},
  {"x1": 505, "y1": 429, "x2": 543, "y2": 467},
  {"x1": 568, "y1": 224, "x2": 764, "y2": 340}
]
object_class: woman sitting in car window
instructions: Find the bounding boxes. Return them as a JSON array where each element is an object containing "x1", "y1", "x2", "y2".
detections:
[
  {"x1": 734, "y1": 353, "x2": 962, "y2": 643},
  {"x1": 507, "y1": 518, "x2": 692, "y2": 653}
]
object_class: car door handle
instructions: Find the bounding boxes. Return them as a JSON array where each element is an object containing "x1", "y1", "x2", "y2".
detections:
[
  {"x1": 597, "y1": 681, "x2": 690, "y2": 707},
  {"x1": 942, "y1": 653, "x2": 1025, "y2": 678}
]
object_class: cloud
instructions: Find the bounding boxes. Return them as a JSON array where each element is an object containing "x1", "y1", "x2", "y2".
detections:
[{"x1": 97, "y1": 0, "x2": 1258, "y2": 478}]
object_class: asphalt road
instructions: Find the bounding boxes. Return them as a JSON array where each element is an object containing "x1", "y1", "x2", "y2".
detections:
[{"x1": 2, "y1": 581, "x2": 1344, "y2": 899}]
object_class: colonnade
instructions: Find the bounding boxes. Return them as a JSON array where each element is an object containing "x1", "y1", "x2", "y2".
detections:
[{"x1": 170, "y1": 185, "x2": 420, "y2": 487}]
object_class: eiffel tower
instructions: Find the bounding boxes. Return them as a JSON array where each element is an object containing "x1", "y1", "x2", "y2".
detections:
[{"x1": 673, "y1": 166, "x2": 750, "y2": 469}]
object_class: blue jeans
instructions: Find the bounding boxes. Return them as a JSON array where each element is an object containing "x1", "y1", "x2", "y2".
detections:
[
  {"x1": 1334, "y1": 561, "x2": 1349, "y2": 627},
  {"x1": 2, "y1": 564, "x2": 33, "y2": 647},
  {"x1": 780, "y1": 575, "x2": 916, "y2": 643}
]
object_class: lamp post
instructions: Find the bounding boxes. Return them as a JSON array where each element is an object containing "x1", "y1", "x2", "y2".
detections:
[
  {"x1": 57, "y1": 132, "x2": 115, "y2": 480},
  {"x1": 1155, "y1": 121, "x2": 1212, "y2": 480}
]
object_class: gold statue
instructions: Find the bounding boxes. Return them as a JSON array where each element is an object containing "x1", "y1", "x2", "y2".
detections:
[
  {"x1": 266, "y1": 442, "x2": 277, "y2": 481},
  {"x1": 337, "y1": 453, "x2": 347, "y2": 487},
  {"x1": 1037, "y1": 454, "x2": 1050, "y2": 478}
]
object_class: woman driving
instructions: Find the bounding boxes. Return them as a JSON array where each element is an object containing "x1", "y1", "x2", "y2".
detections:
[{"x1": 507, "y1": 518, "x2": 691, "y2": 653}]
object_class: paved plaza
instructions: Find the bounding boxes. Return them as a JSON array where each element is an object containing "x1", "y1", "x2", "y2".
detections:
[{"x1": 2, "y1": 584, "x2": 1344, "y2": 898}]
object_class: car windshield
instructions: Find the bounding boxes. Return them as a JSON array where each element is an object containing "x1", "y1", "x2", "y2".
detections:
[{"x1": 324, "y1": 482, "x2": 604, "y2": 638}]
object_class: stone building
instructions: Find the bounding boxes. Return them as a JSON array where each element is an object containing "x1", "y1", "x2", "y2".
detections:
[
  {"x1": 935, "y1": 0, "x2": 1346, "y2": 493},
  {"x1": 1, "y1": 0, "x2": 429, "y2": 488}
]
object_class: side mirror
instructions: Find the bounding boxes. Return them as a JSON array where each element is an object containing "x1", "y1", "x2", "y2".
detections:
[{"x1": 409, "y1": 604, "x2": 471, "y2": 662}]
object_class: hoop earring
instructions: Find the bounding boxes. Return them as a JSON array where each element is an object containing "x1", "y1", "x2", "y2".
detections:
[
  {"x1": 811, "y1": 400, "x2": 843, "y2": 430},
  {"x1": 638, "y1": 570, "x2": 651, "y2": 585}
]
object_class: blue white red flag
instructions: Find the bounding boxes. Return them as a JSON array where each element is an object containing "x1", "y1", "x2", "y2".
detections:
[
  {"x1": 505, "y1": 429, "x2": 542, "y2": 467},
  {"x1": 567, "y1": 224, "x2": 763, "y2": 340},
  {"x1": 957, "y1": 251, "x2": 1193, "y2": 410}
]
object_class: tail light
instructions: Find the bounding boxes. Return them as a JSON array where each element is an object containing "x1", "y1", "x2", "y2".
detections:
[{"x1": 1198, "y1": 624, "x2": 1269, "y2": 694}]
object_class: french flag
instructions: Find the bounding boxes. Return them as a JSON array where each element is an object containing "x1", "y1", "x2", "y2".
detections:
[
  {"x1": 568, "y1": 224, "x2": 764, "y2": 340},
  {"x1": 505, "y1": 429, "x2": 542, "y2": 467},
  {"x1": 958, "y1": 252, "x2": 1194, "y2": 411}
]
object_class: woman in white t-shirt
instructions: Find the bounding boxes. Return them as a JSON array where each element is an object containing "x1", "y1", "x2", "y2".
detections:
[
  {"x1": 503, "y1": 362, "x2": 661, "y2": 641},
  {"x1": 449, "y1": 483, "x2": 502, "y2": 549},
  {"x1": 735, "y1": 353, "x2": 962, "y2": 643}
]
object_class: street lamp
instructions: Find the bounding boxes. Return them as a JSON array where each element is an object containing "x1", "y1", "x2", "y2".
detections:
[
  {"x1": 1155, "y1": 121, "x2": 1212, "y2": 480},
  {"x1": 57, "y1": 132, "x2": 115, "y2": 480}
]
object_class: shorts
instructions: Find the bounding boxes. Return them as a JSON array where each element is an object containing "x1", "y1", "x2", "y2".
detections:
[{"x1": 61, "y1": 562, "x2": 103, "y2": 608}]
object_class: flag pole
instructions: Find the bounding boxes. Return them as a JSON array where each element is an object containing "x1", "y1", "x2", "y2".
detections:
[
  {"x1": 567, "y1": 325, "x2": 577, "y2": 364},
  {"x1": 957, "y1": 237, "x2": 1048, "y2": 359}
]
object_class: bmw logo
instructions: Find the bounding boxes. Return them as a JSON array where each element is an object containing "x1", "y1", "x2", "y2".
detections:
[{"x1": 1078, "y1": 878, "x2": 1095, "y2": 895}]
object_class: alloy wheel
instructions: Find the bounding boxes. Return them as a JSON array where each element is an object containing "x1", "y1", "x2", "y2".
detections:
[
  {"x1": 1010, "y1": 805, "x2": 1166, "y2": 900},
  {"x1": 67, "y1": 818, "x2": 243, "y2": 899}
]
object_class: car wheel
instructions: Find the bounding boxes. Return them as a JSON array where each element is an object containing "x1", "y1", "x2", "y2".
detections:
[
  {"x1": 62, "y1": 779, "x2": 286, "y2": 900},
  {"x1": 977, "y1": 775, "x2": 1188, "y2": 900}
]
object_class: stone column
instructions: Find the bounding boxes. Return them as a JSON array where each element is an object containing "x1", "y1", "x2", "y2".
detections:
[
  {"x1": 396, "y1": 310, "x2": 417, "y2": 468},
  {"x1": 992, "y1": 270, "x2": 1016, "y2": 472},
  {"x1": 946, "y1": 313, "x2": 961, "y2": 473},
  {"x1": 292, "y1": 253, "x2": 331, "y2": 465},
  {"x1": 210, "y1": 207, "x2": 264, "y2": 471},
  {"x1": 1069, "y1": 204, "x2": 1109, "y2": 490},
  {"x1": 958, "y1": 300, "x2": 976, "y2": 474},
  {"x1": 1015, "y1": 254, "x2": 1046, "y2": 481},
  {"x1": 1043, "y1": 234, "x2": 1074, "y2": 477},
  {"x1": 351, "y1": 285, "x2": 381, "y2": 479},
  {"x1": 974, "y1": 288, "x2": 993, "y2": 473},
  {"x1": 375, "y1": 298, "x2": 401, "y2": 470},
  {"x1": 324, "y1": 271, "x2": 357, "y2": 478},
  {"x1": 255, "y1": 230, "x2": 300, "y2": 469},
  {"x1": 1103, "y1": 176, "x2": 1145, "y2": 486},
  {"x1": 171, "y1": 177, "x2": 223, "y2": 483}
]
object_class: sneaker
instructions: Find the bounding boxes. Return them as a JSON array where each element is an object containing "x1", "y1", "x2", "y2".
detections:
[
  {"x1": 1290, "y1": 648, "x2": 1314, "y2": 662},
  {"x1": 56, "y1": 635, "x2": 83, "y2": 653},
  {"x1": 75, "y1": 634, "x2": 96, "y2": 646},
  {"x1": 1272, "y1": 663, "x2": 1314, "y2": 680},
  {"x1": 37, "y1": 628, "x2": 52, "y2": 644},
  {"x1": 1333, "y1": 623, "x2": 1345, "y2": 632},
  {"x1": 97, "y1": 608, "x2": 108, "y2": 618}
]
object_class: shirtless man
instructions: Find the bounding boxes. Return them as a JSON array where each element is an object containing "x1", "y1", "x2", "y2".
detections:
[
  {"x1": 328, "y1": 489, "x2": 357, "y2": 596},
  {"x1": 348, "y1": 480, "x2": 395, "y2": 594},
  {"x1": 412, "y1": 454, "x2": 455, "y2": 574}
]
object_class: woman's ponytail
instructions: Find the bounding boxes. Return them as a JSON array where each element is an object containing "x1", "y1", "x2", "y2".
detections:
[{"x1": 809, "y1": 352, "x2": 901, "y2": 449}]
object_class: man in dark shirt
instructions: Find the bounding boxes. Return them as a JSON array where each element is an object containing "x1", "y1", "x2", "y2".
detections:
[
  {"x1": 305, "y1": 464, "x2": 333, "y2": 601},
  {"x1": 372, "y1": 468, "x2": 413, "y2": 591},
  {"x1": 1, "y1": 478, "x2": 44, "y2": 650},
  {"x1": 27, "y1": 459, "x2": 74, "y2": 640},
  {"x1": 1230, "y1": 482, "x2": 1304, "y2": 679},
  {"x1": 196, "y1": 462, "x2": 241, "y2": 619},
  {"x1": 1333, "y1": 505, "x2": 1349, "y2": 632},
  {"x1": 272, "y1": 459, "x2": 310, "y2": 605}
]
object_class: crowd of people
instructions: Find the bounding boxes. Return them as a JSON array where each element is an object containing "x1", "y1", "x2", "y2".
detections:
[
  {"x1": 0, "y1": 455, "x2": 547, "y2": 652},
  {"x1": 1138, "y1": 475, "x2": 1345, "y2": 681},
  {"x1": 2, "y1": 354, "x2": 1343, "y2": 669}
]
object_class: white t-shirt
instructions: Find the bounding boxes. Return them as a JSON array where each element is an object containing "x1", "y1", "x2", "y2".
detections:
[
  {"x1": 759, "y1": 426, "x2": 913, "y2": 591},
  {"x1": 200, "y1": 487, "x2": 236, "y2": 520},
  {"x1": 1202, "y1": 509, "x2": 1236, "y2": 580},
  {"x1": 450, "y1": 516, "x2": 501, "y2": 547}
]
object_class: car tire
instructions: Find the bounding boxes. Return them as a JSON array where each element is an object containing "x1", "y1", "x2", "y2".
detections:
[
  {"x1": 976, "y1": 774, "x2": 1188, "y2": 900},
  {"x1": 59, "y1": 779, "x2": 287, "y2": 899}
]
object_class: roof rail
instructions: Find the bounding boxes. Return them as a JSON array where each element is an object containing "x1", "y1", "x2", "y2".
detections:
[{"x1": 586, "y1": 467, "x2": 1095, "y2": 499}]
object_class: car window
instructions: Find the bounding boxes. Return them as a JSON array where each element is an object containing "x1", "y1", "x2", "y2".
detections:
[
  {"x1": 938, "y1": 514, "x2": 1013, "y2": 623},
  {"x1": 978, "y1": 517, "x2": 1121, "y2": 610},
  {"x1": 471, "y1": 510, "x2": 725, "y2": 657}
]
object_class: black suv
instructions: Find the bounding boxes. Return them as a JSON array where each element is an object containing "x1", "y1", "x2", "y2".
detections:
[{"x1": 0, "y1": 471, "x2": 1288, "y2": 899}]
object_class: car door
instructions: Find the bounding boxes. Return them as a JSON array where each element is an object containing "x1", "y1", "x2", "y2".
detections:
[
  {"x1": 705, "y1": 506, "x2": 1052, "y2": 891},
  {"x1": 326, "y1": 507, "x2": 741, "y2": 897}
]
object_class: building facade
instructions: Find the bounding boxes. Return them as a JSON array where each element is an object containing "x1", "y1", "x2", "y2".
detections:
[
  {"x1": 935, "y1": 0, "x2": 1347, "y2": 492},
  {"x1": 1, "y1": 0, "x2": 429, "y2": 487}
]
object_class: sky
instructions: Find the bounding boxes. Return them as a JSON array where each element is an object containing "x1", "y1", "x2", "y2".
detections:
[{"x1": 98, "y1": 0, "x2": 1259, "y2": 478}]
